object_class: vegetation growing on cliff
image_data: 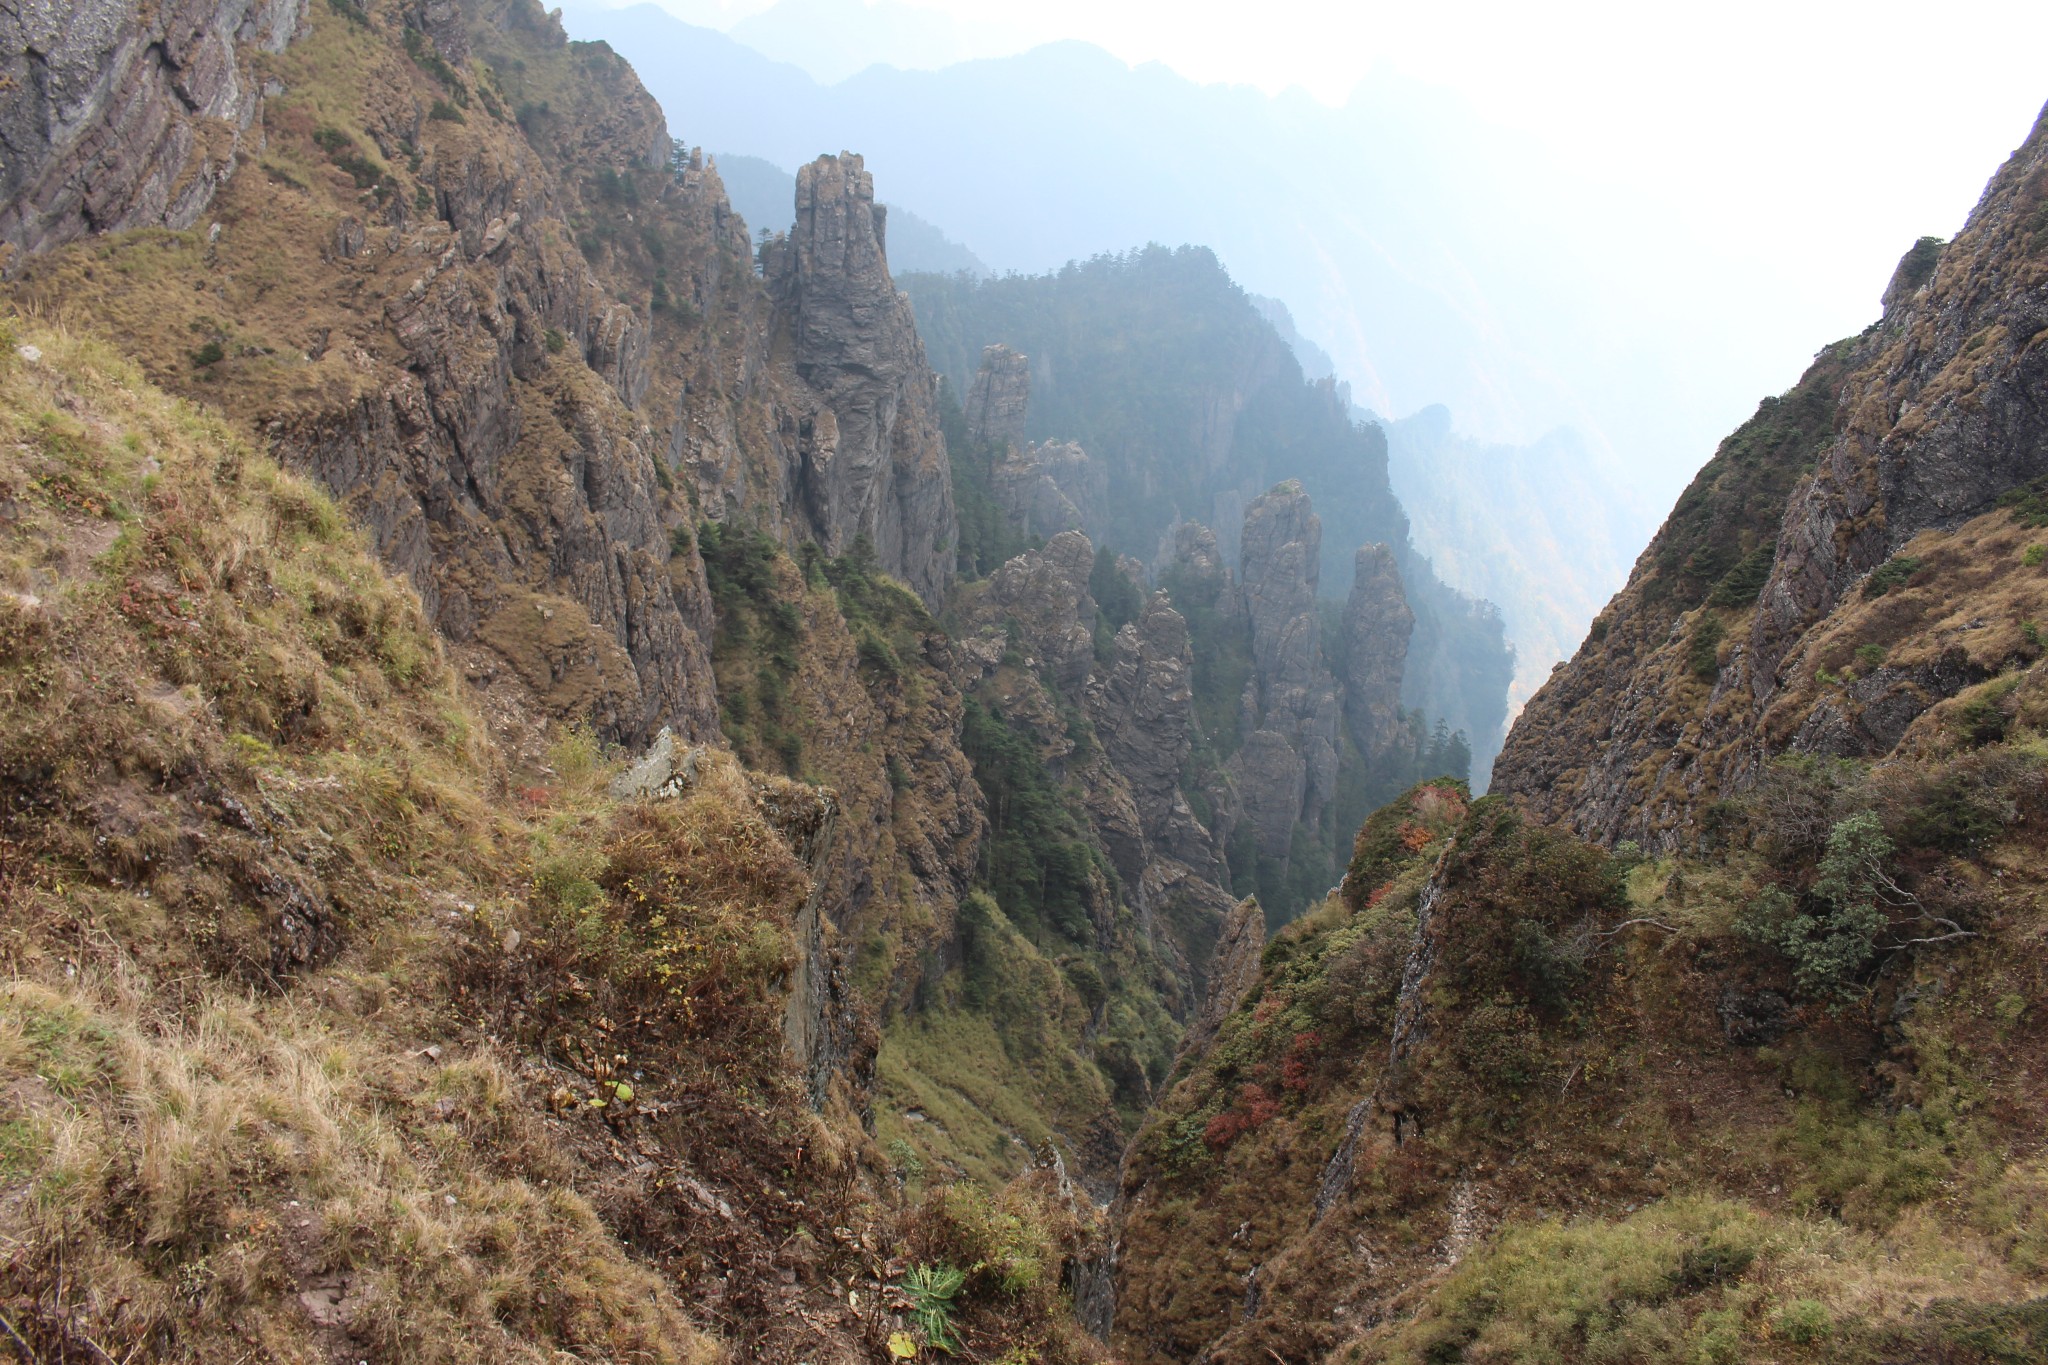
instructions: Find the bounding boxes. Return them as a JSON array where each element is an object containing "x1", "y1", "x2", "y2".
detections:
[
  {"x1": 0, "y1": 317, "x2": 1116, "y2": 1363},
  {"x1": 904, "y1": 248, "x2": 1516, "y2": 776},
  {"x1": 1116, "y1": 665, "x2": 2048, "y2": 1365}
]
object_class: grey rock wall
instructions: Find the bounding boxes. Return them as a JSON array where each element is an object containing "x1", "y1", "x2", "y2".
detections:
[
  {"x1": 772, "y1": 152, "x2": 958, "y2": 605},
  {"x1": 0, "y1": 0, "x2": 306, "y2": 265}
]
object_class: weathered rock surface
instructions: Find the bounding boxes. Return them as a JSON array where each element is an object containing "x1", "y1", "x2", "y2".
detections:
[
  {"x1": 0, "y1": 0, "x2": 305, "y2": 266},
  {"x1": 1753, "y1": 141, "x2": 2048, "y2": 686},
  {"x1": 1087, "y1": 591, "x2": 1221, "y2": 877},
  {"x1": 965, "y1": 340, "x2": 1029, "y2": 450},
  {"x1": 1240, "y1": 480, "x2": 1322, "y2": 685},
  {"x1": 1230, "y1": 481, "x2": 1341, "y2": 844},
  {"x1": 994, "y1": 438, "x2": 1105, "y2": 540},
  {"x1": 1493, "y1": 104, "x2": 2048, "y2": 848},
  {"x1": 1342, "y1": 543, "x2": 1414, "y2": 766},
  {"x1": 4, "y1": 1, "x2": 981, "y2": 753},
  {"x1": 1180, "y1": 895, "x2": 1263, "y2": 1059},
  {"x1": 767, "y1": 152, "x2": 957, "y2": 605},
  {"x1": 1162, "y1": 519, "x2": 1233, "y2": 601},
  {"x1": 986, "y1": 529, "x2": 1099, "y2": 691}
]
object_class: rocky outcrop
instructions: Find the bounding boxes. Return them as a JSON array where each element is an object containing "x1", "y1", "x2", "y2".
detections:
[
  {"x1": 994, "y1": 438, "x2": 1105, "y2": 540},
  {"x1": 965, "y1": 341, "x2": 1030, "y2": 450},
  {"x1": 1180, "y1": 894, "x2": 1264, "y2": 1059},
  {"x1": 1494, "y1": 103, "x2": 2048, "y2": 849},
  {"x1": 961, "y1": 342, "x2": 1106, "y2": 540},
  {"x1": 986, "y1": 529, "x2": 1099, "y2": 691},
  {"x1": 1240, "y1": 480, "x2": 1322, "y2": 684},
  {"x1": 768, "y1": 152, "x2": 957, "y2": 605},
  {"x1": 1231, "y1": 481, "x2": 1341, "y2": 847},
  {"x1": 1087, "y1": 591, "x2": 1221, "y2": 877},
  {"x1": 1752, "y1": 130, "x2": 2048, "y2": 688},
  {"x1": 1341, "y1": 543, "x2": 1414, "y2": 766},
  {"x1": 1, "y1": 1, "x2": 983, "y2": 753},
  {"x1": 0, "y1": 0, "x2": 305, "y2": 266}
]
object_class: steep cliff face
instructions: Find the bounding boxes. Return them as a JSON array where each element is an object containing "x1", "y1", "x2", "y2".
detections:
[
  {"x1": 0, "y1": 0, "x2": 306, "y2": 264},
  {"x1": 1342, "y1": 542, "x2": 1415, "y2": 768},
  {"x1": 2, "y1": 0, "x2": 969, "y2": 754},
  {"x1": 1494, "y1": 103, "x2": 2048, "y2": 848},
  {"x1": 1232, "y1": 480, "x2": 1341, "y2": 850},
  {"x1": 766, "y1": 153, "x2": 958, "y2": 604},
  {"x1": 1087, "y1": 591, "x2": 1219, "y2": 882},
  {"x1": 7, "y1": 0, "x2": 732, "y2": 746},
  {"x1": 965, "y1": 339, "x2": 1030, "y2": 448}
]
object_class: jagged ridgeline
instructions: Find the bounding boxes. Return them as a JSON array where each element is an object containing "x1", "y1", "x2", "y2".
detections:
[
  {"x1": 0, "y1": 0, "x2": 1456, "y2": 1330},
  {"x1": 12, "y1": 0, "x2": 2044, "y2": 1357},
  {"x1": 902, "y1": 249, "x2": 1515, "y2": 787},
  {"x1": 0, "y1": 0, "x2": 1114, "y2": 1358}
]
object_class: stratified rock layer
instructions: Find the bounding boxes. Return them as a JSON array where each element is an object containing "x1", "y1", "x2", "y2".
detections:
[{"x1": 0, "y1": 0, "x2": 305, "y2": 264}]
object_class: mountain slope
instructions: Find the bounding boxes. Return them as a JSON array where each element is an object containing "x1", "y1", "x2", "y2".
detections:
[
  {"x1": 0, "y1": 317, "x2": 1111, "y2": 1363},
  {"x1": 1108, "y1": 100, "x2": 2048, "y2": 1365},
  {"x1": 1493, "y1": 100, "x2": 2048, "y2": 850}
]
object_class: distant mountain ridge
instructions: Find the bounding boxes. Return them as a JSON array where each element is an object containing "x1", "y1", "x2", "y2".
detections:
[
  {"x1": 554, "y1": 0, "x2": 1799, "y2": 511},
  {"x1": 904, "y1": 248, "x2": 1515, "y2": 788}
]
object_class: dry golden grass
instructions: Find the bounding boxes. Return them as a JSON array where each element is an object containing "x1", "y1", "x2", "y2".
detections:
[
  {"x1": 0, "y1": 318, "x2": 729, "y2": 1361},
  {"x1": 0, "y1": 313, "x2": 1108, "y2": 1362}
]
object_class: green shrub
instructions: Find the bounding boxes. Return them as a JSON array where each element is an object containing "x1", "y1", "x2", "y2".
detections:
[
  {"x1": 1775, "y1": 1298, "x2": 1834, "y2": 1344},
  {"x1": 1738, "y1": 813, "x2": 1900, "y2": 1004},
  {"x1": 312, "y1": 126, "x2": 384, "y2": 189},
  {"x1": 1687, "y1": 615, "x2": 1725, "y2": 681},
  {"x1": 1708, "y1": 545, "x2": 1774, "y2": 608},
  {"x1": 1509, "y1": 918, "x2": 1588, "y2": 1013},
  {"x1": 428, "y1": 99, "x2": 465, "y2": 123},
  {"x1": 1899, "y1": 770, "x2": 2009, "y2": 853},
  {"x1": 544, "y1": 328, "x2": 567, "y2": 355},
  {"x1": 1896, "y1": 236, "x2": 1945, "y2": 291},
  {"x1": 1955, "y1": 692, "x2": 2012, "y2": 748},
  {"x1": 2025, "y1": 543, "x2": 2047, "y2": 567},
  {"x1": 1855, "y1": 642, "x2": 1886, "y2": 670},
  {"x1": 189, "y1": 341, "x2": 225, "y2": 368},
  {"x1": 1863, "y1": 553, "x2": 1925, "y2": 597}
]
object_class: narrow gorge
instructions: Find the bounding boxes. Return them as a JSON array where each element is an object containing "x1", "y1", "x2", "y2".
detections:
[{"x1": 0, "y1": 3, "x2": 2044, "y2": 1363}]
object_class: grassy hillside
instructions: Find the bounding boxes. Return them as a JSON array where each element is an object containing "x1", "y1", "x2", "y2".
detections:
[
  {"x1": 1117, "y1": 643, "x2": 2048, "y2": 1362},
  {"x1": 0, "y1": 320, "x2": 1101, "y2": 1362}
]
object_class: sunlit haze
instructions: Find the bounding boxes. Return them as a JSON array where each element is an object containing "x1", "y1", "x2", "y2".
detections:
[{"x1": 607, "y1": 0, "x2": 2048, "y2": 506}]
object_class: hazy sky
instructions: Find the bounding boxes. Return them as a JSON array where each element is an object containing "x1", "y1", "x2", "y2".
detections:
[
  {"x1": 602, "y1": 0, "x2": 2048, "y2": 507},
  {"x1": 629, "y1": 0, "x2": 2048, "y2": 328}
]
